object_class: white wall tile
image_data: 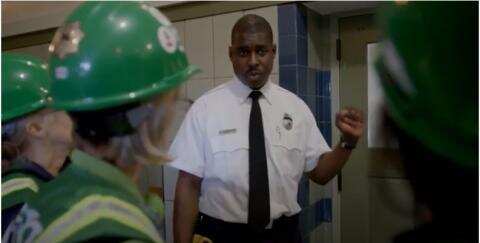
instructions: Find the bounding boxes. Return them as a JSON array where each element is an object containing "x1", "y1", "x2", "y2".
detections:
[
  {"x1": 185, "y1": 17, "x2": 214, "y2": 79},
  {"x1": 178, "y1": 82, "x2": 187, "y2": 99},
  {"x1": 163, "y1": 165, "x2": 179, "y2": 201},
  {"x1": 164, "y1": 200, "x2": 174, "y2": 243},
  {"x1": 214, "y1": 77, "x2": 232, "y2": 87},
  {"x1": 186, "y1": 78, "x2": 214, "y2": 101},
  {"x1": 213, "y1": 12, "x2": 243, "y2": 78},
  {"x1": 244, "y1": 6, "x2": 279, "y2": 74},
  {"x1": 172, "y1": 21, "x2": 186, "y2": 49}
]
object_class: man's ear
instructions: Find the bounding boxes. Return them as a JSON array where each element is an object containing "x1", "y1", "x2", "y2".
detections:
[
  {"x1": 25, "y1": 119, "x2": 45, "y2": 139},
  {"x1": 272, "y1": 44, "x2": 277, "y2": 56}
]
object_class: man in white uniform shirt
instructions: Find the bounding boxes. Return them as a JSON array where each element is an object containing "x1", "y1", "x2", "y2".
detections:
[{"x1": 170, "y1": 14, "x2": 364, "y2": 243}]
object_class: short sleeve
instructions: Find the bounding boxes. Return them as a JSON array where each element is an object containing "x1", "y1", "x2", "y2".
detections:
[
  {"x1": 304, "y1": 109, "x2": 332, "y2": 172},
  {"x1": 167, "y1": 100, "x2": 206, "y2": 178}
]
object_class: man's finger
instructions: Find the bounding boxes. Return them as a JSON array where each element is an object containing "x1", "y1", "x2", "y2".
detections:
[
  {"x1": 344, "y1": 114, "x2": 363, "y2": 124},
  {"x1": 341, "y1": 116, "x2": 362, "y2": 128},
  {"x1": 346, "y1": 109, "x2": 363, "y2": 121},
  {"x1": 337, "y1": 121, "x2": 354, "y2": 132}
]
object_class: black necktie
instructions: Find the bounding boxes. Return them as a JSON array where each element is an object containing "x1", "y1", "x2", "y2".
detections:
[{"x1": 248, "y1": 90, "x2": 270, "y2": 231}]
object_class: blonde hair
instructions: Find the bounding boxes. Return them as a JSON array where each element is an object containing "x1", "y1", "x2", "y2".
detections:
[
  {"x1": 2, "y1": 115, "x2": 31, "y2": 161},
  {"x1": 120, "y1": 89, "x2": 178, "y2": 166},
  {"x1": 77, "y1": 89, "x2": 182, "y2": 172}
]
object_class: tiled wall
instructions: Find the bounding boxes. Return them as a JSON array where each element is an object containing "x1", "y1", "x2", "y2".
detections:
[
  {"x1": 278, "y1": 3, "x2": 333, "y2": 243},
  {"x1": 163, "y1": 6, "x2": 279, "y2": 243}
]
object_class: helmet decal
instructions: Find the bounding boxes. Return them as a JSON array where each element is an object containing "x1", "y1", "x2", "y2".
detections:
[
  {"x1": 157, "y1": 26, "x2": 178, "y2": 54},
  {"x1": 49, "y1": 21, "x2": 84, "y2": 59}
]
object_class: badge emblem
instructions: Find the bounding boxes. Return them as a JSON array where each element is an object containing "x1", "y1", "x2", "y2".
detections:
[
  {"x1": 49, "y1": 21, "x2": 84, "y2": 59},
  {"x1": 283, "y1": 113, "x2": 293, "y2": 130}
]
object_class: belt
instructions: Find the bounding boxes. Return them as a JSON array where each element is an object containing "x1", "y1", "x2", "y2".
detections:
[{"x1": 195, "y1": 213, "x2": 301, "y2": 243}]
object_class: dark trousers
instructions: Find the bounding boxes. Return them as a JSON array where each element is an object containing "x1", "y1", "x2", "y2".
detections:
[{"x1": 194, "y1": 213, "x2": 302, "y2": 243}]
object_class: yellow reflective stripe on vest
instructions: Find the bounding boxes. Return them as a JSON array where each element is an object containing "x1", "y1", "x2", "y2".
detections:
[
  {"x1": 36, "y1": 195, "x2": 162, "y2": 243},
  {"x1": 2, "y1": 177, "x2": 39, "y2": 197}
]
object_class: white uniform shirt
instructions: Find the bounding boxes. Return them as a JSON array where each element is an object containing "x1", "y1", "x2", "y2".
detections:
[{"x1": 168, "y1": 76, "x2": 331, "y2": 224}]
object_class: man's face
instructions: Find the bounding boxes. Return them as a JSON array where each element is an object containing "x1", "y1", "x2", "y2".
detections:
[{"x1": 229, "y1": 32, "x2": 276, "y2": 89}]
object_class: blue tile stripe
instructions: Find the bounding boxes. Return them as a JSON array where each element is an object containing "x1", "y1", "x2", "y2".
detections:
[
  {"x1": 278, "y1": 3, "x2": 333, "y2": 241},
  {"x1": 299, "y1": 198, "x2": 332, "y2": 238},
  {"x1": 278, "y1": 4, "x2": 307, "y2": 37},
  {"x1": 314, "y1": 198, "x2": 332, "y2": 223},
  {"x1": 297, "y1": 174, "x2": 310, "y2": 208},
  {"x1": 279, "y1": 3, "x2": 308, "y2": 93}
]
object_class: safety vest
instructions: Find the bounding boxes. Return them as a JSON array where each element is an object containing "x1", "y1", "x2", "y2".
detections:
[
  {"x1": 3, "y1": 150, "x2": 163, "y2": 243},
  {"x1": 2, "y1": 158, "x2": 54, "y2": 211}
]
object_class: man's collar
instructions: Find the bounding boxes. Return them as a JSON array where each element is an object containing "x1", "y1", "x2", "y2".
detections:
[
  {"x1": 232, "y1": 75, "x2": 273, "y2": 105},
  {"x1": 4, "y1": 156, "x2": 55, "y2": 181}
]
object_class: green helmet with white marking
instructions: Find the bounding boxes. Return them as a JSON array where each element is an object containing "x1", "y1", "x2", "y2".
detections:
[
  {"x1": 48, "y1": 2, "x2": 199, "y2": 111},
  {"x1": 375, "y1": 2, "x2": 477, "y2": 167}
]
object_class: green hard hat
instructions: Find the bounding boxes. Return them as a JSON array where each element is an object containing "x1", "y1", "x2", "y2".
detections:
[
  {"x1": 2, "y1": 53, "x2": 50, "y2": 122},
  {"x1": 375, "y1": 2, "x2": 477, "y2": 167},
  {"x1": 48, "y1": 2, "x2": 199, "y2": 111}
]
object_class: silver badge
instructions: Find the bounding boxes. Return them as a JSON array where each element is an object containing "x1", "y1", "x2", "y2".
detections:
[
  {"x1": 49, "y1": 21, "x2": 84, "y2": 59},
  {"x1": 283, "y1": 113, "x2": 293, "y2": 130}
]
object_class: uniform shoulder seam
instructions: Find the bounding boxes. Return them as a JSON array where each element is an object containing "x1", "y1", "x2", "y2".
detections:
[{"x1": 203, "y1": 82, "x2": 230, "y2": 96}]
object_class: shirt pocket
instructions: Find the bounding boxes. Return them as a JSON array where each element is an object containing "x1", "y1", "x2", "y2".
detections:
[
  {"x1": 210, "y1": 132, "x2": 249, "y2": 154},
  {"x1": 206, "y1": 132, "x2": 249, "y2": 182},
  {"x1": 270, "y1": 128, "x2": 305, "y2": 182}
]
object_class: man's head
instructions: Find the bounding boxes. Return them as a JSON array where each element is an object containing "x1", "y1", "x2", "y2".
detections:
[
  {"x1": 376, "y1": 2, "x2": 477, "y2": 234},
  {"x1": 2, "y1": 53, "x2": 50, "y2": 123},
  {"x1": 229, "y1": 14, "x2": 276, "y2": 89},
  {"x1": 376, "y1": 2, "x2": 477, "y2": 167},
  {"x1": 48, "y1": 2, "x2": 199, "y2": 166},
  {"x1": 2, "y1": 53, "x2": 75, "y2": 172}
]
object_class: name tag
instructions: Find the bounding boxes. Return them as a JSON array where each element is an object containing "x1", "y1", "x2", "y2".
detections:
[{"x1": 219, "y1": 128, "x2": 237, "y2": 135}]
